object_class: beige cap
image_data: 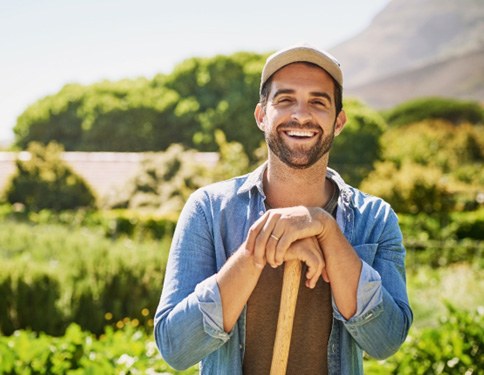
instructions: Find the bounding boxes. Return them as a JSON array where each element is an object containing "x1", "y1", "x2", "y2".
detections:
[{"x1": 260, "y1": 43, "x2": 343, "y2": 93}]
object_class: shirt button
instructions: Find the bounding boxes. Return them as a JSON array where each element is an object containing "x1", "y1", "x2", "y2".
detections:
[{"x1": 259, "y1": 210, "x2": 264, "y2": 216}]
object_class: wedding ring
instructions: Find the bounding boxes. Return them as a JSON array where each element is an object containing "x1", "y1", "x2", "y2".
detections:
[{"x1": 270, "y1": 234, "x2": 280, "y2": 241}]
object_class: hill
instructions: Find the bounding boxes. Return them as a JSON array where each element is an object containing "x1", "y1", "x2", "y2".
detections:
[{"x1": 330, "y1": 0, "x2": 484, "y2": 108}]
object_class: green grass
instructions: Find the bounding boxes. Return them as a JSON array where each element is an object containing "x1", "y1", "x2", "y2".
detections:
[
  {"x1": 0, "y1": 218, "x2": 482, "y2": 373},
  {"x1": 407, "y1": 262, "x2": 483, "y2": 330}
]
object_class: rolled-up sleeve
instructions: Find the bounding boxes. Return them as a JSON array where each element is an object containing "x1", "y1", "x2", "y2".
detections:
[
  {"x1": 332, "y1": 260, "x2": 383, "y2": 322},
  {"x1": 154, "y1": 192, "x2": 231, "y2": 370},
  {"x1": 333, "y1": 207, "x2": 413, "y2": 360}
]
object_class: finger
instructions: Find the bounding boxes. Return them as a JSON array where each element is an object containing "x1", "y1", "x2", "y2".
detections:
[
  {"x1": 305, "y1": 252, "x2": 324, "y2": 289},
  {"x1": 322, "y1": 268, "x2": 330, "y2": 283},
  {"x1": 246, "y1": 214, "x2": 271, "y2": 269},
  {"x1": 284, "y1": 238, "x2": 322, "y2": 288},
  {"x1": 245, "y1": 213, "x2": 270, "y2": 253},
  {"x1": 260, "y1": 212, "x2": 282, "y2": 267},
  {"x1": 303, "y1": 238, "x2": 324, "y2": 288},
  {"x1": 253, "y1": 211, "x2": 281, "y2": 267}
]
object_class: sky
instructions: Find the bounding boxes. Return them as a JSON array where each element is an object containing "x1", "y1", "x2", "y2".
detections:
[{"x1": 0, "y1": 0, "x2": 390, "y2": 145}]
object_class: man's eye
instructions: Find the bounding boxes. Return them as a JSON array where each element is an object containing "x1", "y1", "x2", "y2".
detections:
[
  {"x1": 276, "y1": 98, "x2": 292, "y2": 104},
  {"x1": 313, "y1": 100, "x2": 329, "y2": 107}
]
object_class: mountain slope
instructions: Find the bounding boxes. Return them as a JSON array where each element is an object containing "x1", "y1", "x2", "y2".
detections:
[
  {"x1": 347, "y1": 48, "x2": 484, "y2": 108},
  {"x1": 330, "y1": 0, "x2": 484, "y2": 93}
]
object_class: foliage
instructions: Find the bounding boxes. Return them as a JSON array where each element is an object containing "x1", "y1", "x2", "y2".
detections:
[
  {"x1": 13, "y1": 53, "x2": 267, "y2": 158},
  {"x1": 0, "y1": 322, "x2": 198, "y2": 374},
  {"x1": 0, "y1": 219, "x2": 168, "y2": 335},
  {"x1": 103, "y1": 144, "x2": 214, "y2": 213},
  {"x1": 380, "y1": 120, "x2": 483, "y2": 174},
  {"x1": 383, "y1": 97, "x2": 484, "y2": 127},
  {"x1": 3, "y1": 142, "x2": 96, "y2": 212},
  {"x1": 330, "y1": 98, "x2": 387, "y2": 186},
  {"x1": 360, "y1": 161, "x2": 455, "y2": 214},
  {"x1": 360, "y1": 119, "x2": 484, "y2": 213},
  {"x1": 210, "y1": 129, "x2": 251, "y2": 181},
  {"x1": 364, "y1": 304, "x2": 483, "y2": 374},
  {"x1": 104, "y1": 133, "x2": 250, "y2": 212},
  {"x1": 160, "y1": 52, "x2": 266, "y2": 157}
]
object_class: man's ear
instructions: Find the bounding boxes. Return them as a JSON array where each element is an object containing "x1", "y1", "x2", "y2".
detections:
[
  {"x1": 334, "y1": 110, "x2": 347, "y2": 136},
  {"x1": 254, "y1": 103, "x2": 265, "y2": 132}
]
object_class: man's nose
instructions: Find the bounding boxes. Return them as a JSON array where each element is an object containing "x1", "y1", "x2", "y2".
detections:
[{"x1": 291, "y1": 103, "x2": 312, "y2": 124}]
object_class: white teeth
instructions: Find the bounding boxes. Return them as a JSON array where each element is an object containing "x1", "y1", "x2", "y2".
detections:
[{"x1": 286, "y1": 130, "x2": 314, "y2": 137}]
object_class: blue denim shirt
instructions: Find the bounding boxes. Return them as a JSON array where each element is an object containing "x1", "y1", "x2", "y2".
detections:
[{"x1": 154, "y1": 163, "x2": 413, "y2": 374}]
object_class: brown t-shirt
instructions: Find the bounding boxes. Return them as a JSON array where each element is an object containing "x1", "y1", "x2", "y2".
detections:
[{"x1": 243, "y1": 181, "x2": 339, "y2": 374}]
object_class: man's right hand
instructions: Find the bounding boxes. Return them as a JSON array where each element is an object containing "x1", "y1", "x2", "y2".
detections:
[{"x1": 245, "y1": 206, "x2": 330, "y2": 287}]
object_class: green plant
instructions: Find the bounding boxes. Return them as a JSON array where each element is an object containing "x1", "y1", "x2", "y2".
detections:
[
  {"x1": 360, "y1": 161, "x2": 455, "y2": 214},
  {"x1": 0, "y1": 219, "x2": 169, "y2": 335},
  {"x1": 383, "y1": 97, "x2": 483, "y2": 127},
  {"x1": 364, "y1": 304, "x2": 483, "y2": 374},
  {"x1": 3, "y1": 142, "x2": 96, "y2": 212},
  {"x1": 0, "y1": 322, "x2": 198, "y2": 374},
  {"x1": 330, "y1": 98, "x2": 388, "y2": 187}
]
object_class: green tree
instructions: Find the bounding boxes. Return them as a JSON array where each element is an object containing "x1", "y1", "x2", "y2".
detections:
[
  {"x1": 4, "y1": 142, "x2": 96, "y2": 211},
  {"x1": 360, "y1": 119, "x2": 484, "y2": 213},
  {"x1": 383, "y1": 97, "x2": 483, "y2": 127},
  {"x1": 105, "y1": 144, "x2": 213, "y2": 213},
  {"x1": 14, "y1": 84, "x2": 86, "y2": 150},
  {"x1": 162, "y1": 52, "x2": 266, "y2": 157},
  {"x1": 360, "y1": 161, "x2": 455, "y2": 214},
  {"x1": 330, "y1": 98, "x2": 387, "y2": 186},
  {"x1": 13, "y1": 52, "x2": 267, "y2": 157}
]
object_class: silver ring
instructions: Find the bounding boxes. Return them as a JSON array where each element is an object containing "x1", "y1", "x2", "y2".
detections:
[{"x1": 270, "y1": 234, "x2": 280, "y2": 241}]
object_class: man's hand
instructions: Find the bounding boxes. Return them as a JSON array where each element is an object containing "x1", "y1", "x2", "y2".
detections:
[
  {"x1": 284, "y1": 237, "x2": 330, "y2": 288},
  {"x1": 245, "y1": 206, "x2": 330, "y2": 287}
]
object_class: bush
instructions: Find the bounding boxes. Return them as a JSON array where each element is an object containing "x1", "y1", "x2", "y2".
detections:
[
  {"x1": 3, "y1": 142, "x2": 96, "y2": 212},
  {"x1": 103, "y1": 144, "x2": 213, "y2": 213},
  {"x1": 0, "y1": 220, "x2": 168, "y2": 335},
  {"x1": 380, "y1": 120, "x2": 483, "y2": 173},
  {"x1": 330, "y1": 98, "x2": 387, "y2": 186},
  {"x1": 365, "y1": 304, "x2": 483, "y2": 374},
  {"x1": 360, "y1": 161, "x2": 455, "y2": 214},
  {"x1": 0, "y1": 322, "x2": 198, "y2": 374},
  {"x1": 451, "y1": 209, "x2": 484, "y2": 240},
  {"x1": 383, "y1": 97, "x2": 483, "y2": 127}
]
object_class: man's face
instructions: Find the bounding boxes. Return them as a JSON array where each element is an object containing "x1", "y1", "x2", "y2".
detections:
[{"x1": 255, "y1": 63, "x2": 346, "y2": 169}]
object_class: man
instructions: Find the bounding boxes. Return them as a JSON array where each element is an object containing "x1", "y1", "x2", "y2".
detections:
[{"x1": 154, "y1": 43, "x2": 413, "y2": 374}]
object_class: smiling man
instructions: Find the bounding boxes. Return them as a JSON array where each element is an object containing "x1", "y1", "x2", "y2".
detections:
[{"x1": 154, "y1": 44, "x2": 413, "y2": 374}]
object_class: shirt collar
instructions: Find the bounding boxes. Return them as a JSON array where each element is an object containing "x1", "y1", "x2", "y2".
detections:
[
  {"x1": 237, "y1": 162, "x2": 267, "y2": 197},
  {"x1": 237, "y1": 161, "x2": 349, "y2": 200}
]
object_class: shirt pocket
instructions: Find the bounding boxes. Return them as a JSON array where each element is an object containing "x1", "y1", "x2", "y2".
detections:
[{"x1": 353, "y1": 243, "x2": 378, "y2": 266}]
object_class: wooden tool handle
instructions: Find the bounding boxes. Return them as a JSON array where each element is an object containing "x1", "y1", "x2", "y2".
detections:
[{"x1": 270, "y1": 260, "x2": 302, "y2": 375}]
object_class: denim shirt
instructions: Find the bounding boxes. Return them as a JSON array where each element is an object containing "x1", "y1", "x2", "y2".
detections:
[{"x1": 154, "y1": 163, "x2": 413, "y2": 374}]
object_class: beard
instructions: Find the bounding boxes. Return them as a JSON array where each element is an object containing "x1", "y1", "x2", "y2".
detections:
[{"x1": 265, "y1": 120, "x2": 336, "y2": 169}]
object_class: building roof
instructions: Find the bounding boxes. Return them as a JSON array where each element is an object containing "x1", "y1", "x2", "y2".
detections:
[{"x1": 0, "y1": 151, "x2": 219, "y2": 200}]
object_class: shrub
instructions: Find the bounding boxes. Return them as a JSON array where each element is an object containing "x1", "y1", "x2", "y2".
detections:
[
  {"x1": 0, "y1": 322, "x2": 198, "y2": 374},
  {"x1": 360, "y1": 161, "x2": 455, "y2": 214},
  {"x1": 3, "y1": 142, "x2": 96, "y2": 212},
  {"x1": 0, "y1": 220, "x2": 168, "y2": 335},
  {"x1": 380, "y1": 120, "x2": 484, "y2": 173},
  {"x1": 331, "y1": 98, "x2": 387, "y2": 186},
  {"x1": 364, "y1": 304, "x2": 483, "y2": 374},
  {"x1": 383, "y1": 97, "x2": 483, "y2": 127},
  {"x1": 103, "y1": 144, "x2": 213, "y2": 213}
]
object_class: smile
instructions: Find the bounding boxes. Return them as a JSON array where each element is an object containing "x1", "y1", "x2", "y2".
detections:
[{"x1": 284, "y1": 130, "x2": 318, "y2": 138}]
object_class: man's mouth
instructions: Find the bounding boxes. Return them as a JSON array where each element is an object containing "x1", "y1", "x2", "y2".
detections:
[{"x1": 284, "y1": 130, "x2": 318, "y2": 138}]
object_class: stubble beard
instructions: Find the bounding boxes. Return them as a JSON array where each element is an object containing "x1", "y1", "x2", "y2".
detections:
[{"x1": 266, "y1": 120, "x2": 336, "y2": 169}]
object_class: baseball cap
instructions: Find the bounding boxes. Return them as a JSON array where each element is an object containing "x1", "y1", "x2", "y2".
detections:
[{"x1": 260, "y1": 43, "x2": 343, "y2": 93}]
